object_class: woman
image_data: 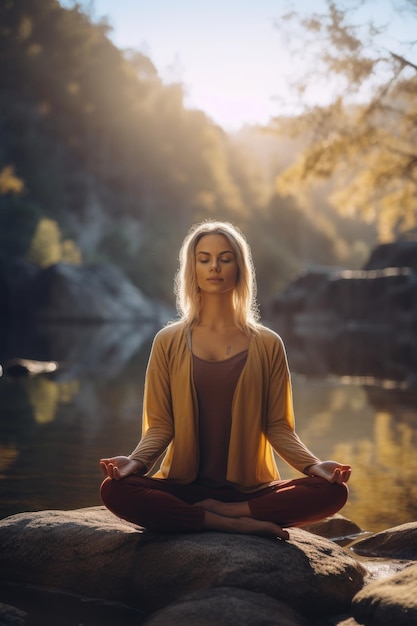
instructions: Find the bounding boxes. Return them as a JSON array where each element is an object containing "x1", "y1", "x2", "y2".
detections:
[{"x1": 100, "y1": 220, "x2": 351, "y2": 540}]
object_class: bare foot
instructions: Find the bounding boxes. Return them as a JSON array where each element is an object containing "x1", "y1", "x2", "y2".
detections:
[
  {"x1": 195, "y1": 498, "x2": 249, "y2": 517},
  {"x1": 198, "y1": 504, "x2": 290, "y2": 540},
  {"x1": 232, "y1": 516, "x2": 290, "y2": 540}
]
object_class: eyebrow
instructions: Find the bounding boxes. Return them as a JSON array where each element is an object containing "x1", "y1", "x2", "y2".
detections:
[{"x1": 196, "y1": 249, "x2": 234, "y2": 256}]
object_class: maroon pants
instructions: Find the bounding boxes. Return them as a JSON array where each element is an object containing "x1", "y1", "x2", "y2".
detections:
[{"x1": 100, "y1": 474, "x2": 348, "y2": 533}]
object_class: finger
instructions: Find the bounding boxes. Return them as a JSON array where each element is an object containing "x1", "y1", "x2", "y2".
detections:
[
  {"x1": 342, "y1": 469, "x2": 352, "y2": 483},
  {"x1": 336, "y1": 469, "x2": 350, "y2": 484},
  {"x1": 337, "y1": 469, "x2": 346, "y2": 485},
  {"x1": 99, "y1": 461, "x2": 109, "y2": 477},
  {"x1": 107, "y1": 463, "x2": 116, "y2": 480},
  {"x1": 277, "y1": 527, "x2": 290, "y2": 541},
  {"x1": 330, "y1": 468, "x2": 342, "y2": 484}
]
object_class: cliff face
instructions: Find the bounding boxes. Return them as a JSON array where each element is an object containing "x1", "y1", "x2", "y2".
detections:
[
  {"x1": 272, "y1": 240, "x2": 417, "y2": 332},
  {"x1": 270, "y1": 240, "x2": 417, "y2": 385},
  {"x1": 4, "y1": 260, "x2": 156, "y2": 323},
  {"x1": 364, "y1": 241, "x2": 417, "y2": 272}
]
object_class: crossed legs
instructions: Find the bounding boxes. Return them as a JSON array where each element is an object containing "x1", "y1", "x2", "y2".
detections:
[{"x1": 101, "y1": 475, "x2": 348, "y2": 540}]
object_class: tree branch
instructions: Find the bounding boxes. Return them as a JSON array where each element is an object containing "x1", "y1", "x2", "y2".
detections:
[{"x1": 390, "y1": 52, "x2": 417, "y2": 73}]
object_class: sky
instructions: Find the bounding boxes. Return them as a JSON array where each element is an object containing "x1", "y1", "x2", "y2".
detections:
[{"x1": 60, "y1": 0, "x2": 414, "y2": 131}]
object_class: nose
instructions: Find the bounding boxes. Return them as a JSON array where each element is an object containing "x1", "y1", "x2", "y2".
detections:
[{"x1": 210, "y1": 261, "x2": 220, "y2": 273}]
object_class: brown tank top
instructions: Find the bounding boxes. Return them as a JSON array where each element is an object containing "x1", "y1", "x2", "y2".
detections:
[{"x1": 193, "y1": 350, "x2": 248, "y2": 486}]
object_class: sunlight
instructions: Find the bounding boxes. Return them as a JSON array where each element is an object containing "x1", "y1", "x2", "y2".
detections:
[
  {"x1": 59, "y1": 0, "x2": 416, "y2": 131},
  {"x1": 184, "y1": 88, "x2": 274, "y2": 130}
]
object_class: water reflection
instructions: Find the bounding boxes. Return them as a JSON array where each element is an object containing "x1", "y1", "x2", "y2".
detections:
[
  {"x1": 277, "y1": 376, "x2": 417, "y2": 532},
  {"x1": 0, "y1": 322, "x2": 416, "y2": 534},
  {"x1": 272, "y1": 320, "x2": 417, "y2": 388}
]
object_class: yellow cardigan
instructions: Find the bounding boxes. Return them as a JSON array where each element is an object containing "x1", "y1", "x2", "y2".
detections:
[{"x1": 129, "y1": 321, "x2": 320, "y2": 491}]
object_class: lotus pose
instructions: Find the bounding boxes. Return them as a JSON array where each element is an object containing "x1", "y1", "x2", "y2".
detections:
[{"x1": 100, "y1": 220, "x2": 351, "y2": 540}]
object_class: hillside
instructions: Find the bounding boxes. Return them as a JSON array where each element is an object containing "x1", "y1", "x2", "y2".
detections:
[{"x1": 0, "y1": 0, "x2": 377, "y2": 307}]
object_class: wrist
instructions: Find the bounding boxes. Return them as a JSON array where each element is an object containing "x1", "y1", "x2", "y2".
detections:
[
  {"x1": 129, "y1": 457, "x2": 146, "y2": 474},
  {"x1": 303, "y1": 462, "x2": 318, "y2": 476}
]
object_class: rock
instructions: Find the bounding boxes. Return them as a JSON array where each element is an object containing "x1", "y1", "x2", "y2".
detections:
[
  {"x1": 351, "y1": 522, "x2": 417, "y2": 560},
  {"x1": 352, "y1": 562, "x2": 417, "y2": 626},
  {"x1": 0, "y1": 583, "x2": 146, "y2": 626},
  {"x1": 364, "y1": 240, "x2": 417, "y2": 272},
  {"x1": 301, "y1": 515, "x2": 363, "y2": 542},
  {"x1": 0, "y1": 603, "x2": 27, "y2": 625},
  {"x1": 6, "y1": 260, "x2": 156, "y2": 322},
  {"x1": 269, "y1": 262, "x2": 417, "y2": 383},
  {"x1": 0, "y1": 507, "x2": 144, "y2": 603},
  {"x1": 143, "y1": 587, "x2": 310, "y2": 626},
  {"x1": 272, "y1": 266, "x2": 414, "y2": 334},
  {"x1": 313, "y1": 617, "x2": 361, "y2": 626},
  {"x1": 2, "y1": 358, "x2": 58, "y2": 378},
  {"x1": 132, "y1": 528, "x2": 365, "y2": 617},
  {"x1": 271, "y1": 238, "x2": 417, "y2": 338},
  {"x1": 36, "y1": 262, "x2": 155, "y2": 322},
  {"x1": 0, "y1": 507, "x2": 365, "y2": 620}
]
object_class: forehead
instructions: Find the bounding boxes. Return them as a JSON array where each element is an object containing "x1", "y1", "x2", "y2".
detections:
[{"x1": 195, "y1": 233, "x2": 233, "y2": 252}]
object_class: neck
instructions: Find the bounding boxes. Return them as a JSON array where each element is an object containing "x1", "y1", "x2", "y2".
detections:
[{"x1": 198, "y1": 293, "x2": 236, "y2": 329}]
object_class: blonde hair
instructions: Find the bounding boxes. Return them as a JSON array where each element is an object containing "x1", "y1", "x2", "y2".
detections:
[{"x1": 175, "y1": 220, "x2": 260, "y2": 333}]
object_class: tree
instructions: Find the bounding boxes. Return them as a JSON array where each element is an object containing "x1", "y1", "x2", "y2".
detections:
[
  {"x1": 27, "y1": 217, "x2": 82, "y2": 267},
  {"x1": 0, "y1": 0, "x2": 378, "y2": 307},
  {"x1": 273, "y1": 0, "x2": 417, "y2": 242}
]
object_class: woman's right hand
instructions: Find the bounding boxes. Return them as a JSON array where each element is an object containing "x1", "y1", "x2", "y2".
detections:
[{"x1": 100, "y1": 456, "x2": 144, "y2": 480}]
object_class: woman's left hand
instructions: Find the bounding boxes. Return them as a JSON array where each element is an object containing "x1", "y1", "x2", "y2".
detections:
[{"x1": 307, "y1": 461, "x2": 351, "y2": 484}]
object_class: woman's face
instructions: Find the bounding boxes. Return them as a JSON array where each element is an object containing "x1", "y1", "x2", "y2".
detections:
[{"x1": 195, "y1": 234, "x2": 238, "y2": 295}]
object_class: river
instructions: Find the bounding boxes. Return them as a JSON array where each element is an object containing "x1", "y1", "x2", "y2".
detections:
[{"x1": 1, "y1": 320, "x2": 416, "y2": 534}]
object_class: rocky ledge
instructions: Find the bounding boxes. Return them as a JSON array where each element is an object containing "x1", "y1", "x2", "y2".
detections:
[{"x1": 0, "y1": 507, "x2": 416, "y2": 625}]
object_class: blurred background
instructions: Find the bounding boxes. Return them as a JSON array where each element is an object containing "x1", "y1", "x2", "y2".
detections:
[{"x1": 0, "y1": 0, "x2": 416, "y2": 534}]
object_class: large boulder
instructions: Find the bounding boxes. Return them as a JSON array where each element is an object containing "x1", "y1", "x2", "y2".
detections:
[
  {"x1": 269, "y1": 245, "x2": 417, "y2": 384},
  {"x1": 0, "y1": 506, "x2": 365, "y2": 622},
  {"x1": 0, "y1": 507, "x2": 142, "y2": 602},
  {"x1": 352, "y1": 563, "x2": 417, "y2": 626},
  {"x1": 0, "y1": 603, "x2": 27, "y2": 626},
  {"x1": 364, "y1": 240, "x2": 417, "y2": 272},
  {"x1": 351, "y1": 522, "x2": 417, "y2": 560},
  {"x1": 271, "y1": 239, "x2": 417, "y2": 337},
  {"x1": 301, "y1": 514, "x2": 363, "y2": 543},
  {"x1": 132, "y1": 528, "x2": 364, "y2": 616},
  {"x1": 6, "y1": 260, "x2": 156, "y2": 322},
  {"x1": 273, "y1": 266, "x2": 415, "y2": 333},
  {"x1": 143, "y1": 587, "x2": 310, "y2": 626}
]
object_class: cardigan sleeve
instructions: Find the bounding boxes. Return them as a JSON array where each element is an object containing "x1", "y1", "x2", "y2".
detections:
[
  {"x1": 129, "y1": 331, "x2": 174, "y2": 470},
  {"x1": 265, "y1": 334, "x2": 320, "y2": 473}
]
